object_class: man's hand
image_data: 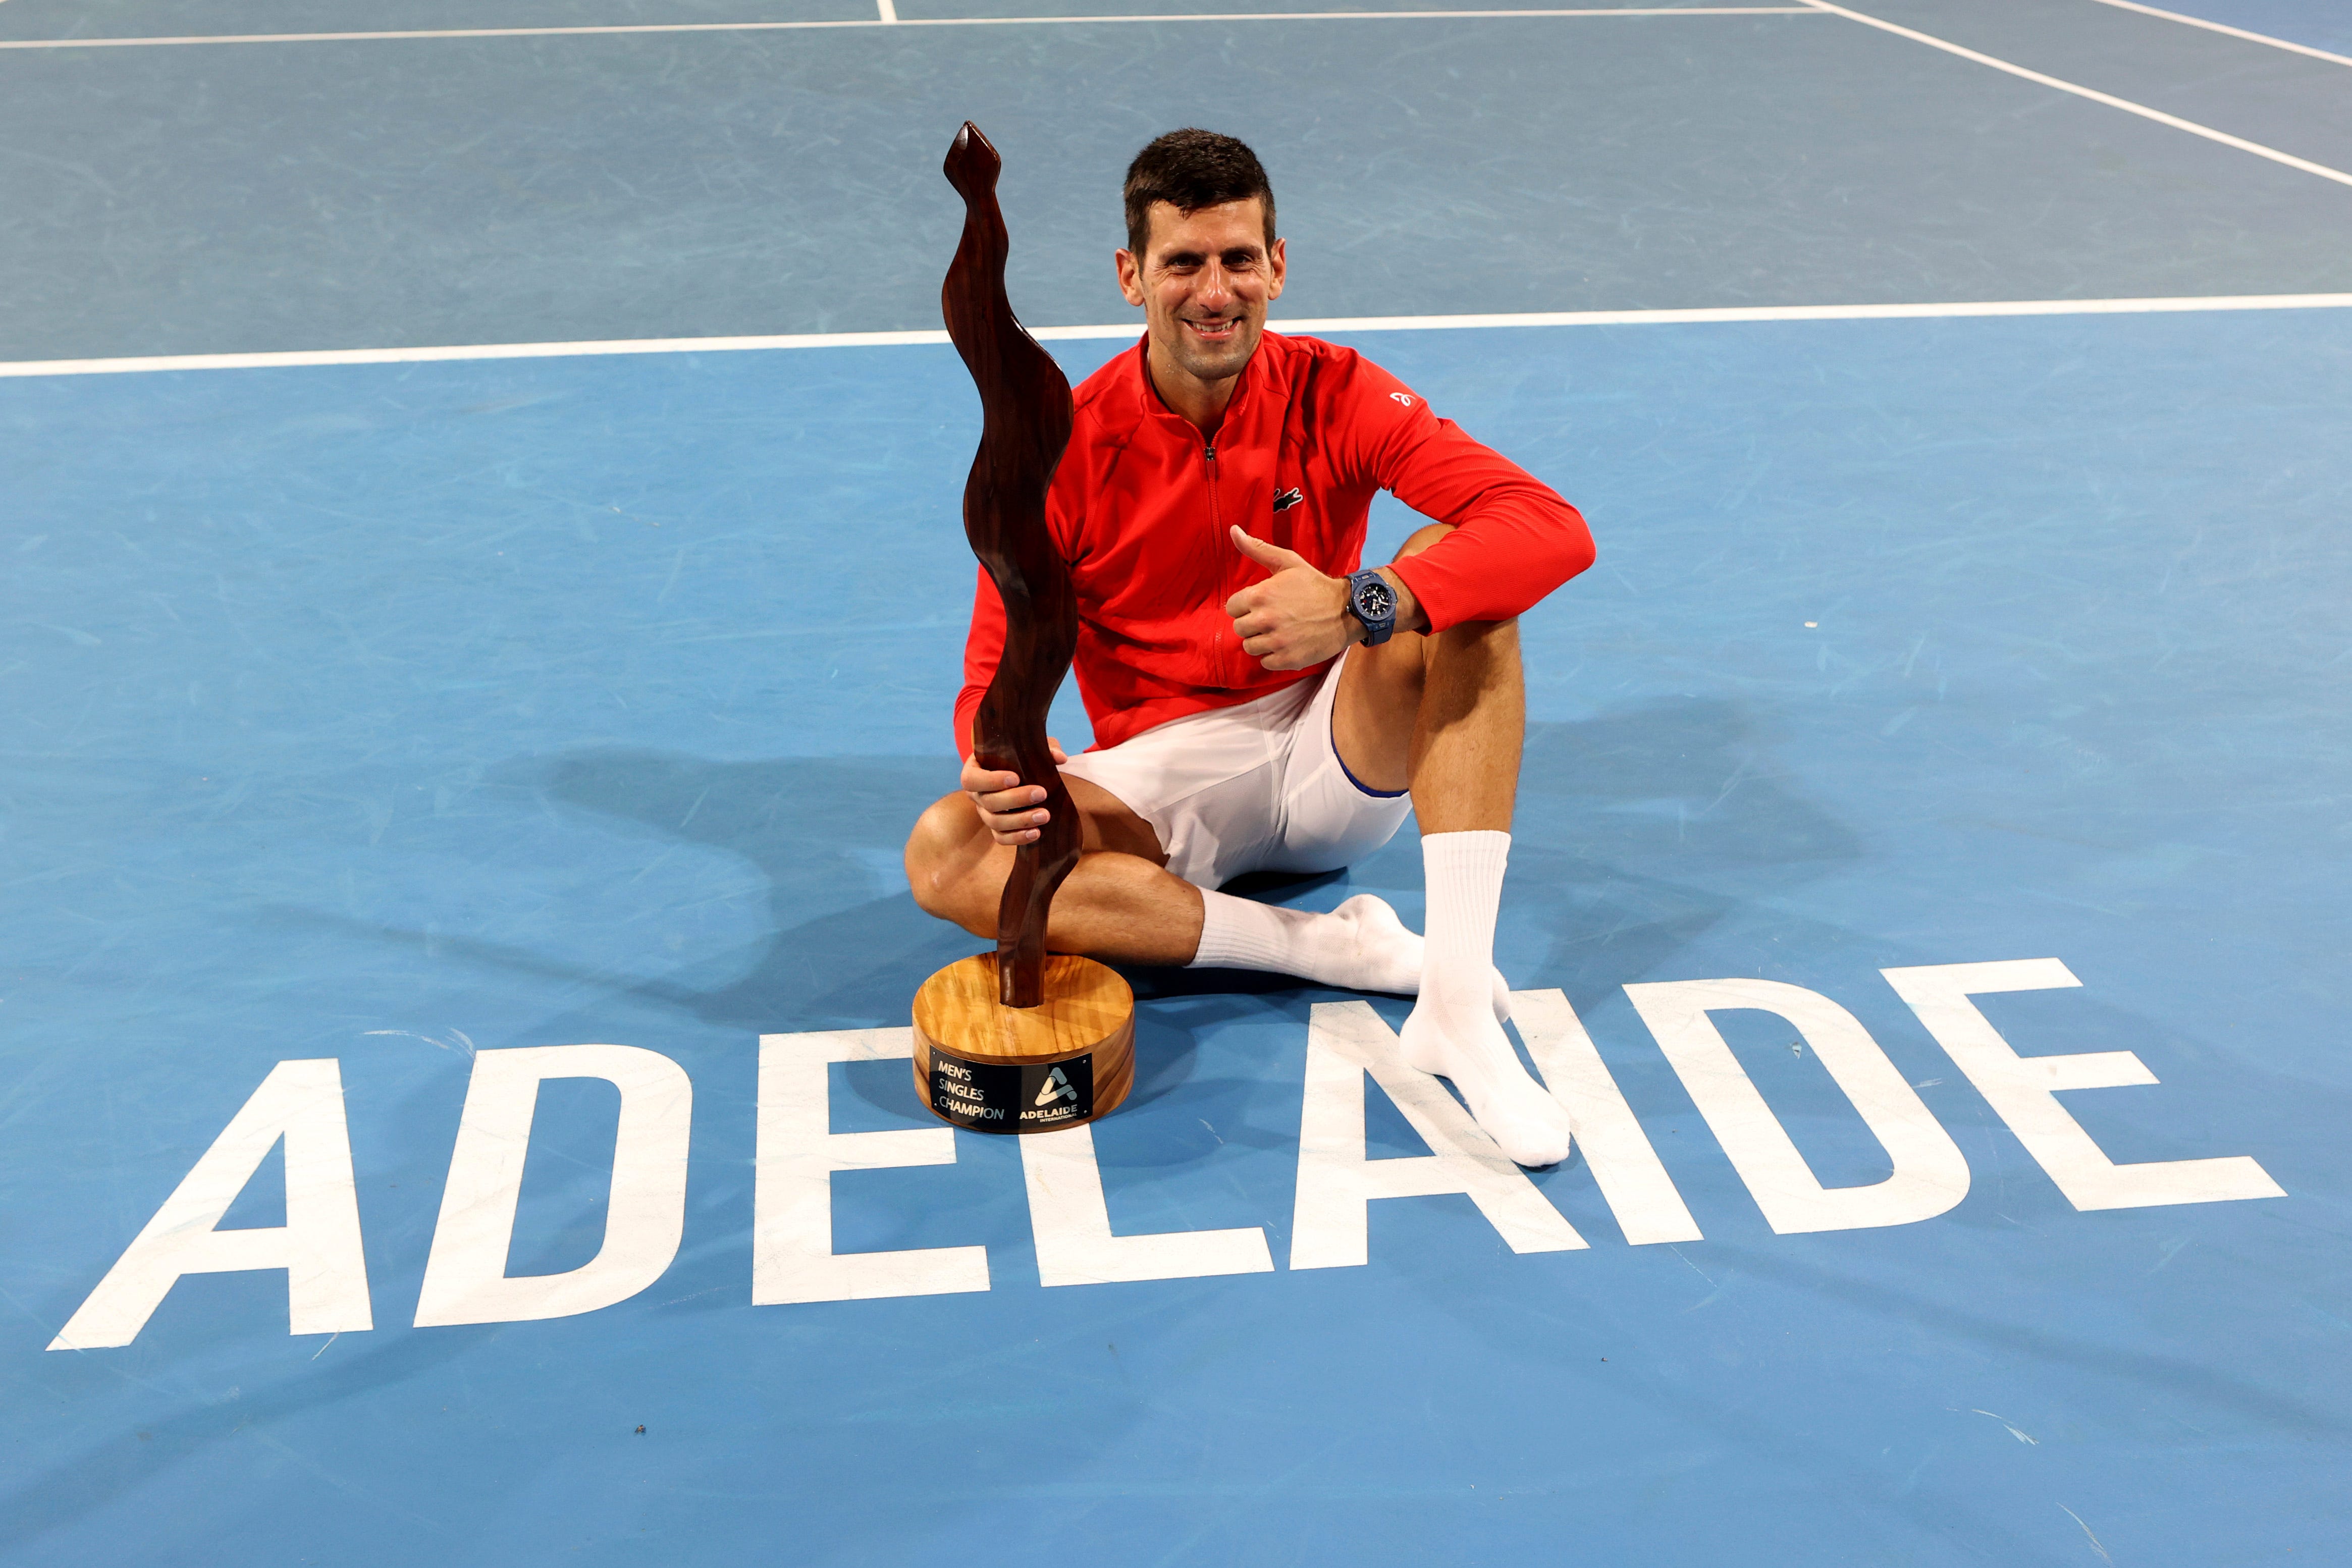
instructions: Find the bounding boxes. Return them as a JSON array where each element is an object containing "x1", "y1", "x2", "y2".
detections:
[
  {"x1": 963, "y1": 739, "x2": 1070, "y2": 846},
  {"x1": 1225, "y1": 526, "x2": 1360, "y2": 671}
]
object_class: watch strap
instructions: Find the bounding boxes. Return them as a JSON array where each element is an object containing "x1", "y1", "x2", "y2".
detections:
[{"x1": 1345, "y1": 568, "x2": 1398, "y2": 646}]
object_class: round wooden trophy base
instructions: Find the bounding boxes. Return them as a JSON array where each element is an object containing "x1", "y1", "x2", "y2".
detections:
[{"x1": 912, "y1": 953, "x2": 1135, "y2": 1133}]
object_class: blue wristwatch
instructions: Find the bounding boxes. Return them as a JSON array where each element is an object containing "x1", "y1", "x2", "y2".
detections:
[{"x1": 1344, "y1": 568, "x2": 1398, "y2": 646}]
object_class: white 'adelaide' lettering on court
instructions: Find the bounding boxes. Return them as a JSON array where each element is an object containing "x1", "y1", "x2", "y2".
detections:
[{"x1": 45, "y1": 962, "x2": 2287, "y2": 1348}]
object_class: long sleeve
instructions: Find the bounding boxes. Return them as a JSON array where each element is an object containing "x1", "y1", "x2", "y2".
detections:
[
  {"x1": 1338, "y1": 358, "x2": 1595, "y2": 630},
  {"x1": 952, "y1": 566, "x2": 1007, "y2": 759}
]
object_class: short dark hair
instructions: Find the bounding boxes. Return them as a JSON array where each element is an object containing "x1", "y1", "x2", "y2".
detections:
[{"x1": 1122, "y1": 129, "x2": 1276, "y2": 259}]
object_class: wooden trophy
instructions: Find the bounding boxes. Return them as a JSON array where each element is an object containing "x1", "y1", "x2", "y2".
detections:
[{"x1": 911, "y1": 123, "x2": 1136, "y2": 1134}]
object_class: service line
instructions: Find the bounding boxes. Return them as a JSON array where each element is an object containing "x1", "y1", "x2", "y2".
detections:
[
  {"x1": 0, "y1": 8, "x2": 1820, "y2": 50},
  {"x1": 2083, "y1": 0, "x2": 2352, "y2": 70},
  {"x1": 6, "y1": 292, "x2": 2351, "y2": 379},
  {"x1": 1810, "y1": 1, "x2": 2352, "y2": 190}
]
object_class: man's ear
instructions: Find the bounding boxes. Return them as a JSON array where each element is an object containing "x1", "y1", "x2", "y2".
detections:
[
  {"x1": 1265, "y1": 236, "x2": 1287, "y2": 303},
  {"x1": 1114, "y1": 248, "x2": 1146, "y2": 307}
]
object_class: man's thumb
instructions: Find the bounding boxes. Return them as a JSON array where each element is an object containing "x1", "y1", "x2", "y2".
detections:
[{"x1": 1230, "y1": 524, "x2": 1306, "y2": 572}]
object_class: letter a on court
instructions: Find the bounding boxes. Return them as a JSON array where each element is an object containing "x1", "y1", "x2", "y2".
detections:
[{"x1": 51, "y1": 1059, "x2": 374, "y2": 1350}]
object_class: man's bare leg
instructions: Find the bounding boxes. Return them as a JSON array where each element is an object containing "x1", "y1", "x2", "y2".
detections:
[
  {"x1": 1328, "y1": 525, "x2": 1572, "y2": 1167},
  {"x1": 907, "y1": 768, "x2": 1445, "y2": 992},
  {"x1": 905, "y1": 775, "x2": 1203, "y2": 963}
]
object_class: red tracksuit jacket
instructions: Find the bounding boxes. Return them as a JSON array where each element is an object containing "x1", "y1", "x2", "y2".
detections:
[{"x1": 954, "y1": 331, "x2": 1595, "y2": 756}]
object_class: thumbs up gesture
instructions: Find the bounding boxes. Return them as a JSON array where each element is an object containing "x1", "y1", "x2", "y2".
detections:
[{"x1": 1224, "y1": 525, "x2": 1359, "y2": 671}]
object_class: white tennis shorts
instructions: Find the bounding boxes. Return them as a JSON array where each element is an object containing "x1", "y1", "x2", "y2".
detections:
[{"x1": 1059, "y1": 648, "x2": 1415, "y2": 891}]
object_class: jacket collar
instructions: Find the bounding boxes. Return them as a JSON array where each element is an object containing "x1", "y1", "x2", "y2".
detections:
[{"x1": 1126, "y1": 329, "x2": 1287, "y2": 440}]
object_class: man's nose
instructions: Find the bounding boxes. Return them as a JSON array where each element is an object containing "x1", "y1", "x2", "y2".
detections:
[{"x1": 1196, "y1": 261, "x2": 1237, "y2": 308}]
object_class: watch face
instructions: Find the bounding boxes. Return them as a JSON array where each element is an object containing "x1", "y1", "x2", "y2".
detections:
[{"x1": 1355, "y1": 578, "x2": 1395, "y2": 619}]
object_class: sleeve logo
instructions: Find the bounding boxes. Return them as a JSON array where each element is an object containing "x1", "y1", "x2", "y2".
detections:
[{"x1": 1390, "y1": 393, "x2": 1417, "y2": 407}]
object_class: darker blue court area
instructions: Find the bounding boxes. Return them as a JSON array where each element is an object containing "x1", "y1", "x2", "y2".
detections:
[
  {"x1": 4, "y1": 308, "x2": 2348, "y2": 1564},
  {"x1": 6, "y1": 0, "x2": 2352, "y2": 360}
]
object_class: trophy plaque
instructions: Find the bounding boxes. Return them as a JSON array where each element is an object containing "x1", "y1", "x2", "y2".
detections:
[{"x1": 912, "y1": 122, "x2": 1136, "y2": 1133}]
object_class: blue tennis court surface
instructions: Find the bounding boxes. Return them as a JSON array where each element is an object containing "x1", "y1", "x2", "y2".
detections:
[{"x1": 5, "y1": 1, "x2": 2351, "y2": 1563}]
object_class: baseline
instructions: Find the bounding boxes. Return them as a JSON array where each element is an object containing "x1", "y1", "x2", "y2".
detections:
[
  {"x1": 0, "y1": 8, "x2": 1821, "y2": 51},
  {"x1": 1809, "y1": 0, "x2": 2352, "y2": 190},
  {"x1": 6, "y1": 292, "x2": 2349, "y2": 379}
]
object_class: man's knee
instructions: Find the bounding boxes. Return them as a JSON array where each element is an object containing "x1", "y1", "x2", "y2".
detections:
[
  {"x1": 1442, "y1": 615, "x2": 1521, "y2": 652},
  {"x1": 1383, "y1": 524, "x2": 1519, "y2": 662},
  {"x1": 1392, "y1": 522, "x2": 1454, "y2": 562},
  {"x1": 904, "y1": 792, "x2": 994, "y2": 932},
  {"x1": 1355, "y1": 526, "x2": 1456, "y2": 689}
]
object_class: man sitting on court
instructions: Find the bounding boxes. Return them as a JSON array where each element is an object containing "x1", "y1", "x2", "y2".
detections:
[{"x1": 904, "y1": 129, "x2": 1595, "y2": 1168}]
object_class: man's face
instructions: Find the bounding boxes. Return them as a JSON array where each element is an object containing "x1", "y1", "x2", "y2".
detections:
[{"x1": 1115, "y1": 198, "x2": 1287, "y2": 391}]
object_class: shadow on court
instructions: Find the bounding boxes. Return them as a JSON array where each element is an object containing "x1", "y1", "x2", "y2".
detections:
[
  {"x1": 243, "y1": 696, "x2": 1872, "y2": 1211},
  {"x1": 263, "y1": 693, "x2": 1867, "y2": 1104}
]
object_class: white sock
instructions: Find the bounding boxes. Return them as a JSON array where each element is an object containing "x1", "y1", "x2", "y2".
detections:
[
  {"x1": 1399, "y1": 831, "x2": 1572, "y2": 1167},
  {"x1": 1191, "y1": 890, "x2": 1422, "y2": 993},
  {"x1": 1191, "y1": 890, "x2": 1511, "y2": 1018}
]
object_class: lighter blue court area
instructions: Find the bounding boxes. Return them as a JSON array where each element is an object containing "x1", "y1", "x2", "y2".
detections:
[
  {"x1": 5, "y1": 0, "x2": 2352, "y2": 1563},
  {"x1": 7, "y1": 311, "x2": 2350, "y2": 1566}
]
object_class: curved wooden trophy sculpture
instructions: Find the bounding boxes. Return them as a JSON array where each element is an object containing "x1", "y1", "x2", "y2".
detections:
[{"x1": 911, "y1": 122, "x2": 1136, "y2": 1134}]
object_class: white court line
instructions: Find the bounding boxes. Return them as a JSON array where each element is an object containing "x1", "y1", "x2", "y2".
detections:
[
  {"x1": 5, "y1": 293, "x2": 2349, "y2": 378},
  {"x1": 2083, "y1": 0, "x2": 2352, "y2": 70},
  {"x1": 0, "y1": 8, "x2": 1819, "y2": 50},
  {"x1": 1810, "y1": 1, "x2": 2352, "y2": 190}
]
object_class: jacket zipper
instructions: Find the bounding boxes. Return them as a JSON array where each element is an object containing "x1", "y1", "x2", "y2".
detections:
[{"x1": 1204, "y1": 439, "x2": 1230, "y2": 680}]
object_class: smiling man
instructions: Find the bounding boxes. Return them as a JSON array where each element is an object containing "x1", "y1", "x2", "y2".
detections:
[{"x1": 903, "y1": 129, "x2": 1594, "y2": 1166}]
